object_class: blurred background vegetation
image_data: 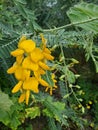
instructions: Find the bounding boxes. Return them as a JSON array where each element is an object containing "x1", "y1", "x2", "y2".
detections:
[
  {"x1": 0, "y1": 0, "x2": 98, "y2": 130},
  {"x1": 0, "y1": 0, "x2": 98, "y2": 35}
]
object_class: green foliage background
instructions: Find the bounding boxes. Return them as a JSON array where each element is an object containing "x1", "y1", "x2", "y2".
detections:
[{"x1": 0, "y1": 0, "x2": 98, "y2": 130}]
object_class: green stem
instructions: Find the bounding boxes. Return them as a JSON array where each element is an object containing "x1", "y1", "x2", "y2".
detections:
[
  {"x1": 43, "y1": 17, "x2": 98, "y2": 32},
  {"x1": 59, "y1": 44, "x2": 69, "y2": 94},
  {"x1": 70, "y1": 86, "x2": 82, "y2": 106}
]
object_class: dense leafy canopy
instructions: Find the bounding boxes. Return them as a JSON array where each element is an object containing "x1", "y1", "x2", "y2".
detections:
[{"x1": 0, "y1": 0, "x2": 98, "y2": 130}]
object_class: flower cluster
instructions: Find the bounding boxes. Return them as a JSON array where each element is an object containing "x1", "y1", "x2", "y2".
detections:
[{"x1": 7, "y1": 34, "x2": 57, "y2": 105}]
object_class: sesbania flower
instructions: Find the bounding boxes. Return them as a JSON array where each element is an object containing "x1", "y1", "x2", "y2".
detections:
[
  {"x1": 7, "y1": 34, "x2": 57, "y2": 105},
  {"x1": 44, "y1": 73, "x2": 57, "y2": 95},
  {"x1": 40, "y1": 34, "x2": 54, "y2": 61}
]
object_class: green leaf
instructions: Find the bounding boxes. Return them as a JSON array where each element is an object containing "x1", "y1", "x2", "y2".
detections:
[
  {"x1": 67, "y1": 2, "x2": 98, "y2": 33},
  {"x1": 43, "y1": 108, "x2": 54, "y2": 118},
  {"x1": 43, "y1": 97, "x2": 67, "y2": 125},
  {"x1": 53, "y1": 101, "x2": 65, "y2": 122},
  {"x1": 0, "y1": 109, "x2": 10, "y2": 125},
  {"x1": 0, "y1": 91, "x2": 13, "y2": 111},
  {"x1": 93, "y1": 60, "x2": 98, "y2": 73},
  {"x1": 25, "y1": 107, "x2": 40, "y2": 119},
  {"x1": 47, "y1": 118, "x2": 58, "y2": 130},
  {"x1": 13, "y1": 1, "x2": 42, "y2": 32},
  {"x1": 0, "y1": 95, "x2": 23, "y2": 129},
  {"x1": 10, "y1": 115, "x2": 21, "y2": 130},
  {"x1": 15, "y1": 0, "x2": 27, "y2": 5},
  {"x1": 0, "y1": 37, "x2": 19, "y2": 58},
  {"x1": 67, "y1": 70, "x2": 75, "y2": 84},
  {"x1": 64, "y1": 67, "x2": 75, "y2": 84},
  {"x1": 63, "y1": 93, "x2": 71, "y2": 99}
]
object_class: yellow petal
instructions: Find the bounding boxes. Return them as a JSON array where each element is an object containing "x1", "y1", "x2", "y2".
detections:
[
  {"x1": 54, "y1": 85, "x2": 58, "y2": 88},
  {"x1": 22, "y1": 57, "x2": 38, "y2": 71},
  {"x1": 34, "y1": 68, "x2": 45, "y2": 78},
  {"x1": 39, "y1": 68, "x2": 45, "y2": 75},
  {"x1": 12, "y1": 81, "x2": 23, "y2": 93},
  {"x1": 52, "y1": 74, "x2": 57, "y2": 83},
  {"x1": 39, "y1": 61, "x2": 50, "y2": 70},
  {"x1": 7, "y1": 62, "x2": 17, "y2": 74},
  {"x1": 18, "y1": 36, "x2": 27, "y2": 45},
  {"x1": 34, "y1": 71, "x2": 40, "y2": 78},
  {"x1": 18, "y1": 92, "x2": 25, "y2": 103},
  {"x1": 11, "y1": 49, "x2": 24, "y2": 57},
  {"x1": 24, "y1": 70, "x2": 30, "y2": 80},
  {"x1": 45, "y1": 87, "x2": 49, "y2": 92},
  {"x1": 40, "y1": 34, "x2": 47, "y2": 45},
  {"x1": 44, "y1": 48, "x2": 51, "y2": 54},
  {"x1": 14, "y1": 66, "x2": 26, "y2": 80},
  {"x1": 30, "y1": 48, "x2": 44, "y2": 63},
  {"x1": 38, "y1": 78, "x2": 49, "y2": 87},
  {"x1": 26, "y1": 90, "x2": 30, "y2": 105},
  {"x1": 18, "y1": 40, "x2": 35, "y2": 53},
  {"x1": 16, "y1": 55, "x2": 24, "y2": 65},
  {"x1": 50, "y1": 88, "x2": 53, "y2": 95},
  {"x1": 43, "y1": 52, "x2": 54, "y2": 60},
  {"x1": 23, "y1": 77, "x2": 39, "y2": 93},
  {"x1": 52, "y1": 73, "x2": 55, "y2": 79},
  {"x1": 45, "y1": 86, "x2": 53, "y2": 95},
  {"x1": 36, "y1": 68, "x2": 45, "y2": 75},
  {"x1": 53, "y1": 79, "x2": 57, "y2": 83}
]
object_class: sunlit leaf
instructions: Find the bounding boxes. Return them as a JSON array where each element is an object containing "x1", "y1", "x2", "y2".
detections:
[
  {"x1": 0, "y1": 91, "x2": 13, "y2": 111},
  {"x1": 67, "y1": 2, "x2": 98, "y2": 33},
  {"x1": 25, "y1": 107, "x2": 40, "y2": 119}
]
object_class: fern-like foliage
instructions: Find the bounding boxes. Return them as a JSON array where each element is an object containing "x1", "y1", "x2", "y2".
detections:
[
  {"x1": 42, "y1": 96, "x2": 68, "y2": 126},
  {"x1": 0, "y1": 37, "x2": 20, "y2": 58},
  {"x1": 67, "y1": 2, "x2": 98, "y2": 33},
  {"x1": 0, "y1": 37, "x2": 20, "y2": 86},
  {"x1": 44, "y1": 30, "x2": 94, "y2": 47},
  {"x1": 47, "y1": 118, "x2": 58, "y2": 130}
]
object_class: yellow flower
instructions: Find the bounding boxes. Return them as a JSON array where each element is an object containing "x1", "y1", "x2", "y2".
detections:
[
  {"x1": 7, "y1": 35, "x2": 56, "y2": 105},
  {"x1": 45, "y1": 84, "x2": 57, "y2": 95},
  {"x1": 11, "y1": 49, "x2": 24, "y2": 57},
  {"x1": 14, "y1": 65, "x2": 30, "y2": 81},
  {"x1": 40, "y1": 34, "x2": 54, "y2": 60},
  {"x1": 39, "y1": 61, "x2": 50, "y2": 70},
  {"x1": 18, "y1": 91, "x2": 26, "y2": 103},
  {"x1": 40, "y1": 33, "x2": 47, "y2": 45},
  {"x1": 43, "y1": 52, "x2": 54, "y2": 60},
  {"x1": 7, "y1": 62, "x2": 30, "y2": 80},
  {"x1": 18, "y1": 90, "x2": 30, "y2": 105},
  {"x1": 25, "y1": 90, "x2": 30, "y2": 105},
  {"x1": 12, "y1": 81, "x2": 23, "y2": 93},
  {"x1": 44, "y1": 48, "x2": 51, "y2": 54},
  {"x1": 24, "y1": 69, "x2": 31, "y2": 80},
  {"x1": 19, "y1": 35, "x2": 27, "y2": 44},
  {"x1": 23, "y1": 77, "x2": 39, "y2": 93},
  {"x1": 18, "y1": 39, "x2": 35, "y2": 53},
  {"x1": 52, "y1": 73, "x2": 57, "y2": 83},
  {"x1": 7, "y1": 62, "x2": 18, "y2": 74},
  {"x1": 22, "y1": 56, "x2": 39, "y2": 71},
  {"x1": 38, "y1": 78, "x2": 49, "y2": 87},
  {"x1": 30, "y1": 48, "x2": 44, "y2": 63},
  {"x1": 16, "y1": 55, "x2": 24, "y2": 65},
  {"x1": 46, "y1": 73, "x2": 57, "y2": 95},
  {"x1": 41, "y1": 73, "x2": 57, "y2": 95},
  {"x1": 34, "y1": 68, "x2": 45, "y2": 79}
]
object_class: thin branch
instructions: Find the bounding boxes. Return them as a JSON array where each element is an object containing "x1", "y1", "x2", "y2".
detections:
[{"x1": 43, "y1": 17, "x2": 98, "y2": 32}]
